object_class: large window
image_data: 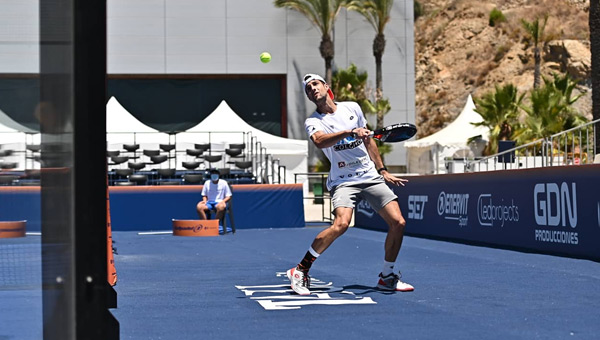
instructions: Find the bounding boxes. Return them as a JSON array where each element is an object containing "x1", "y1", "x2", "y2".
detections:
[{"x1": 108, "y1": 75, "x2": 287, "y2": 136}]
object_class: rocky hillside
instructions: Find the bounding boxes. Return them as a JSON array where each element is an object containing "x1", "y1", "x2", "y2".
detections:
[{"x1": 414, "y1": 0, "x2": 591, "y2": 137}]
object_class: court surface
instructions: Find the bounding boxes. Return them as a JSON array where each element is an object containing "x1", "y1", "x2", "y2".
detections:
[{"x1": 2, "y1": 226, "x2": 600, "y2": 339}]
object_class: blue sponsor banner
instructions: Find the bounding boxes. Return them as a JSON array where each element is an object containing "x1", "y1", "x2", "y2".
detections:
[
  {"x1": 355, "y1": 165, "x2": 600, "y2": 261},
  {"x1": 0, "y1": 184, "x2": 305, "y2": 231}
]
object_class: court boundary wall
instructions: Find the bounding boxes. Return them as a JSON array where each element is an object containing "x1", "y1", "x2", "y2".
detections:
[
  {"x1": 355, "y1": 165, "x2": 600, "y2": 261},
  {"x1": 0, "y1": 183, "x2": 304, "y2": 232}
]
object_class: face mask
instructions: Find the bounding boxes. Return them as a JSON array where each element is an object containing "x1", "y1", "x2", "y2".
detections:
[{"x1": 210, "y1": 174, "x2": 219, "y2": 181}]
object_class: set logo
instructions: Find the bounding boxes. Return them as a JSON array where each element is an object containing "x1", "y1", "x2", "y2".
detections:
[
  {"x1": 349, "y1": 115, "x2": 355, "y2": 120},
  {"x1": 477, "y1": 194, "x2": 519, "y2": 227},
  {"x1": 533, "y1": 182, "x2": 578, "y2": 245},
  {"x1": 534, "y1": 182, "x2": 577, "y2": 228},
  {"x1": 437, "y1": 191, "x2": 469, "y2": 227},
  {"x1": 408, "y1": 195, "x2": 428, "y2": 220},
  {"x1": 338, "y1": 161, "x2": 346, "y2": 168}
]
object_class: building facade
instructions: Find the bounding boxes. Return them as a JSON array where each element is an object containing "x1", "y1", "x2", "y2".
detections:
[{"x1": 0, "y1": 0, "x2": 415, "y2": 167}]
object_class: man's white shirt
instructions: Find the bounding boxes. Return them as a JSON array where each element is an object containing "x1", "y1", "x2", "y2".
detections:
[
  {"x1": 304, "y1": 101, "x2": 379, "y2": 190},
  {"x1": 201, "y1": 179, "x2": 232, "y2": 202}
]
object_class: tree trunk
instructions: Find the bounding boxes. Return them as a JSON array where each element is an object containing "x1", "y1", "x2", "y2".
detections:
[
  {"x1": 319, "y1": 35, "x2": 335, "y2": 85},
  {"x1": 325, "y1": 57, "x2": 333, "y2": 86},
  {"x1": 374, "y1": 33, "x2": 385, "y2": 129},
  {"x1": 590, "y1": 0, "x2": 600, "y2": 153},
  {"x1": 533, "y1": 46, "x2": 541, "y2": 89}
]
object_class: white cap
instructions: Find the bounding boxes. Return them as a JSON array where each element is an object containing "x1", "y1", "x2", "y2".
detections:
[{"x1": 302, "y1": 73, "x2": 334, "y2": 100}]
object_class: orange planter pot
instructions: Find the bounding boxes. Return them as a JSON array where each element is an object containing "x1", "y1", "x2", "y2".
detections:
[
  {"x1": 0, "y1": 221, "x2": 26, "y2": 238},
  {"x1": 172, "y1": 219, "x2": 219, "y2": 237}
]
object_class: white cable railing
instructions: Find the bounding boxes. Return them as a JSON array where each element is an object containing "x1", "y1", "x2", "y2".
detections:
[{"x1": 448, "y1": 119, "x2": 600, "y2": 173}]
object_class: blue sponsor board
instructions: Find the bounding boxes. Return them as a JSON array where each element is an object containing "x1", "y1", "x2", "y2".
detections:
[
  {"x1": 0, "y1": 184, "x2": 305, "y2": 231},
  {"x1": 355, "y1": 165, "x2": 600, "y2": 261}
]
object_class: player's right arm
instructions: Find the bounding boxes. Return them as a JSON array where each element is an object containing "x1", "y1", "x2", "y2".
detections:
[
  {"x1": 306, "y1": 116, "x2": 357, "y2": 149},
  {"x1": 309, "y1": 130, "x2": 354, "y2": 149}
]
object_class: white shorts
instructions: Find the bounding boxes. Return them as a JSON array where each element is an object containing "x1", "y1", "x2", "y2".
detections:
[{"x1": 330, "y1": 177, "x2": 397, "y2": 212}]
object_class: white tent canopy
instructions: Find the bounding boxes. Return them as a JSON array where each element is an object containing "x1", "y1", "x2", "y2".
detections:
[
  {"x1": 405, "y1": 95, "x2": 489, "y2": 174},
  {"x1": 0, "y1": 108, "x2": 39, "y2": 144},
  {"x1": 0, "y1": 109, "x2": 40, "y2": 170},
  {"x1": 176, "y1": 100, "x2": 308, "y2": 184},
  {"x1": 106, "y1": 96, "x2": 170, "y2": 150}
]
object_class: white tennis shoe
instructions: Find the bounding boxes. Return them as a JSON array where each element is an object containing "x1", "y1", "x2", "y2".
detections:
[
  {"x1": 377, "y1": 272, "x2": 414, "y2": 292},
  {"x1": 286, "y1": 267, "x2": 311, "y2": 295}
]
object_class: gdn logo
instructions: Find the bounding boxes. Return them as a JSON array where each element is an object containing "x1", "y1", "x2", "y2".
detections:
[{"x1": 534, "y1": 183, "x2": 577, "y2": 228}]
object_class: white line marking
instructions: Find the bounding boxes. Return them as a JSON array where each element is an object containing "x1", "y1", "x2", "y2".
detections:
[
  {"x1": 251, "y1": 293, "x2": 331, "y2": 300},
  {"x1": 242, "y1": 289, "x2": 333, "y2": 296},
  {"x1": 237, "y1": 272, "x2": 377, "y2": 310},
  {"x1": 235, "y1": 284, "x2": 291, "y2": 289},
  {"x1": 137, "y1": 231, "x2": 172, "y2": 235},
  {"x1": 235, "y1": 282, "x2": 332, "y2": 290},
  {"x1": 257, "y1": 297, "x2": 376, "y2": 310},
  {"x1": 242, "y1": 289, "x2": 292, "y2": 296}
]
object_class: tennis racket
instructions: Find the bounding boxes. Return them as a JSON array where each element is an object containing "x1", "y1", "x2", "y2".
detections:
[{"x1": 368, "y1": 123, "x2": 417, "y2": 143}]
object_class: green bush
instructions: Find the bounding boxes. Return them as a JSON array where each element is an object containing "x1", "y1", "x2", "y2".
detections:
[
  {"x1": 489, "y1": 8, "x2": 506, "y2": 27},
  {"x1": 414, "y1": 1, "x2": 424, "y2": 20},
  {"x1": 494, "y1": 44, "x2": 511, "y2": 62}
]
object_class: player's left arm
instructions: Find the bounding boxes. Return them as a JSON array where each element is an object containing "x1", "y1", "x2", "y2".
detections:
[{"x1": 365, "y1": 138, "x2": 408, "y2": 187}]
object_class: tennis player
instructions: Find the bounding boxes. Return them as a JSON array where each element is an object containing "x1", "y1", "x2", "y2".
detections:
[{"x1": 287, "y1": 74, "x2": 414, "y2": 295}]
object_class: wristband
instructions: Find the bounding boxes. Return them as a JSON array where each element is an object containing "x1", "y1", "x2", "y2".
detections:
[
  {"x1": 350, "y1": 128, "x2": 357, "y2": 138},
  {"x1": 377, "y1": 166, "x2": 388, "y2": 174}
]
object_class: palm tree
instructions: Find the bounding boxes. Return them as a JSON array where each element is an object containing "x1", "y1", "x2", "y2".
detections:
[
  {"x1": 521, "y1": 15, "x2": 548, "y2": 89},
  {"x1": 590, "y1": 0, "x2": 600, "y2": 151},
  {"x1": 331, "y1": 64, "x2": 392, "y2": 159},
  {"x1": 274, "y1": 0, "x2": 346, "y2": 84},
  {"x1": 345, "y1": 0, "x2": 393, "y2": 130},
  {"x1": 517, "y1": 74, "x2": 587, "y2": 144},
  {"x1": 473, "y1": 84, "x2": 524, "y2": 155},
  {"x1": 330, "y1": 63, "x2": 375, "y2": 112}
]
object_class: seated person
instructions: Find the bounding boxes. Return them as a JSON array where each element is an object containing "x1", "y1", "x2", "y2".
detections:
[
  {"x1": 572, "y1": 145, "x2": 587, "y2": 165},
  {"x1": 196, "y1": 169, "x2": 232, "y2": 233}
]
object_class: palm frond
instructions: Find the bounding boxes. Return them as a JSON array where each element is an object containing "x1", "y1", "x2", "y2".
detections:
[
  {"x1": 275, "y1": 0, "x2": 345, "y2": 35},
  {"x1": 345, "y1": 0, "x2": 392, "y2": 33}
]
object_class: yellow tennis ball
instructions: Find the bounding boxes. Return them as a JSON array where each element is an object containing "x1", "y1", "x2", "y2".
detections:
[{"x1": 260, "y1": 52, "x2": 271, "y2": 63}]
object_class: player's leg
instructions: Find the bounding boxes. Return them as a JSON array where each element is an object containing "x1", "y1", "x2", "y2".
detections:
[
  {"x1": 362, "y1": 180, "x2": 413, "y2": 291},
  {"x1": 376, "y1": 201, "x2": 413, "y2": 291},
  {"x1": 287, "y1": 207, "x2": 353, "y2": 295},
  {"x1": 196, "y1": 201, "x2": 209, "y2": 219},
  {"x1": 287, "y1": 184, "x2": 358, "y2": 295},
  {"x1": 310, "y1": 207, "x2": 353, "y2": 254},
  {"x1": 377, "y1": 200, "x2": 406, "y2": 263}
]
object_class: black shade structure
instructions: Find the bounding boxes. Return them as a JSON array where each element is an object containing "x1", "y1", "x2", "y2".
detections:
[{"x1": 40, "y1": 0, "x2": 119, "y2": 339}]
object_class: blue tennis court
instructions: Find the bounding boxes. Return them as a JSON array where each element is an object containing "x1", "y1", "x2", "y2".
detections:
[{"x1": 2, "y1": 226, "x2": 599, "y2": 339}]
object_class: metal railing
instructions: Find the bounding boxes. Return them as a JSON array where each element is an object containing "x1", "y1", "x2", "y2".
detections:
[
  {"x1": 294, "y1": 172, "x2": 332, "y2": 222},
  {"x1": 453, "y1": 119, "x2": 600, "y2": 173},
  {"x1": 106, "y1": 130, "x2": 287, "y2": 184}
]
